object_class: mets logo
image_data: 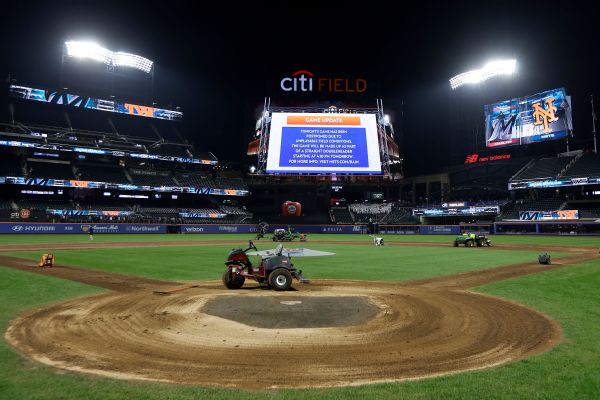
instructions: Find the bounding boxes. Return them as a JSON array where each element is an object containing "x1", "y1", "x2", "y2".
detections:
[{"x1": 532, "y1": 97, "x2": 559, "y2": 133}]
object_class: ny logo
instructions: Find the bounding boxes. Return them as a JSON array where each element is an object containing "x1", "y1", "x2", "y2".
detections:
[{"x1": 532, "y1": 98, "x2": 559, "y2": 133}]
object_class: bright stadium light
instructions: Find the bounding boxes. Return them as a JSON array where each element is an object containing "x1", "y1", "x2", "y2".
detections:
[
  {"x1": 112, "y1": 52, "x2": 153, "y2": 73},
  {"x1": 65, "y1": 41, "x2": 112, "y2": 64},
  {"x1": 64, "y1": 41, "x2": 154, "y2": 73},
  {"x1": 449, "y1": 59, "x2": 516, "y2": 90}
]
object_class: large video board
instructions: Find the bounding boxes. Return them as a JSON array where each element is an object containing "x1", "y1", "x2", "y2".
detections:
[
  {"x1": 266, "y1": 113, "x2": 381, "y2": 174},
  {"x1": 10, "y1": 85, "x2": 182, "y2": 121},
  {"x1": 485, "y1": 88, "x2": 572, "y2": 148}
]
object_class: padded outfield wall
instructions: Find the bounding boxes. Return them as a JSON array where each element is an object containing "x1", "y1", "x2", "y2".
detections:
[
  {"x1": 2, "y1": 222, "x2": 599, "y2": 235},
  {"x1": 1, "y1": 223, "x2": 490, "y2": 235}
]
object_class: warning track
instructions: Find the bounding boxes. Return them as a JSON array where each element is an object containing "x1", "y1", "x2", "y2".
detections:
[{"x1": 2, "y1": 239, "x2": 597, "y2": 389}]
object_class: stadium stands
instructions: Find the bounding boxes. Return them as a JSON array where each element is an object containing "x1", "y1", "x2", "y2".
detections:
[
  {"x1": 511, "y1": 156, "x2": 575, "y2": 181},
  {"x1": 129, "y1": 169, "x2": 176, "y2": 186},
  {"x1": 330, "y1": 207, "x2": 354, "y2": 224},
  {"x1": 215, "y1": 178, "x2": 248, "y2": 191},
  {"x1": 75, "y1": 202, "x2": 132, "y2": 211},
  {"x1": 564, "y1": 200, "x2": 600, "y2": 219},
  {"x1": 0, "y1": 200, "x2": 15, "y2": 210},
  {"x1": 0, "y1": 155, "x2": 25, "y2": 176},
  {"x1": 497, "y1": 198, "x2": 566, "y2": 220},
  {"x1": 349, "y1": 203, "x2": 393, "y2": 223},
  {"x1": 26, "y1": 160, "x2": 74, "y2": 180},
  {"x1": 77, "y1": 164, "x2": 131, "y2": 184},
  {"x1": 379, "y1": 205, "x2": 420, "y2": 224},
  {"x1": 15, "y1": 198, "x2": 74, "y2": 210},
  {"x1": 176, "y1": 172, "x2": 215, "y2": 188},
  {"x1": 560, "y1": 154, "x2": 600, "y2": 178}
]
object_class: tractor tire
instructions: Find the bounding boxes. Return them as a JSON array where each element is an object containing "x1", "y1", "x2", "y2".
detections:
[
  {"x1": 269, "y1": 268, "x2": 293, "y2": 291},
  {"x1": 222, "y1": 269, "x2": 245, "y2": 289},
  {"x1": 453, "y1": 240, "x2": 458, "y2": 247},
  {"x1": 476, "y1": 239, "x2": 483, "y2": 247},
  {"x1": 466, "y1": 240, "x2": 474, "y2": 247}
]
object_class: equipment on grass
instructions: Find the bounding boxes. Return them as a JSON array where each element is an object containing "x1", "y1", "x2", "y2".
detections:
[
  {"x1": 370, "y1": 235, "x2": 385, "y2": 246},
  {"x1": 453, "y1": 233, "x2": 491, "y2": 247},
  {"x1": 272, "y1": 226, "x2": 299, "y2": 242},
  {"x1": 222, "y1": 240, "x2": 310, "y2": 291},
  {"x1": 538, "y1": 253, "x2": 551, "y2": 265},
  {"x1": 254, "y1": 222, "x2": 270, "y2": 240},
  {"x1": 38, "y1": 254, "x2": 55, "y2": 268}
]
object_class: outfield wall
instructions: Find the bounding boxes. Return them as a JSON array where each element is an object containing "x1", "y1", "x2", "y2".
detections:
[
  {"x1": 494, "y1": 221, "x2": 600, "y2": 235},
  {"x1": 0, "y1": 222, "x2": 490, "y2": 235},
  {"x1": 3, "y1": 222, "x2": 599, "y2": 235},
  {"x1": 0, "y1": 223, "x2": 166, "y2": 234}
]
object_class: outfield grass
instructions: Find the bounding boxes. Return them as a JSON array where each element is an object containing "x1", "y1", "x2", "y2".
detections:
[
  {"x1": 0, "y1": 232, "x2": 599, "y2": 247},
  {"x1": 0, "y1": 235, "x2": 599, "y2": 399},
  {"x1": 5, "y1": 245, "x2": 565, "y2": 282}
]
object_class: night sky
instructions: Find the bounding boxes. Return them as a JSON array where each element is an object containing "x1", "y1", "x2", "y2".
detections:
[{"x1": 1, "y1": 2, "x2": 598, "y2": 176}]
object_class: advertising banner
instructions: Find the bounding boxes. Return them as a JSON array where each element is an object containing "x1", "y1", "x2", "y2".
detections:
[
  {"x1": 10, "y1": 85, "x2": 182, "y2": 121},
  {"x1": 518, "y1": 210, "x2": 579, "y2": 221},
  {"x1": 509, "y1": 177, "x2": 600, "y2": 190},
  {"x1": 0, "y1": 223, "x2": 166, "y2": 234},
  {"x1": 0, "y1": 176, "x2": 249, "y2": 196},
  {"x1": 179, "y1": 224, "x2": 367, "y2": 234}
]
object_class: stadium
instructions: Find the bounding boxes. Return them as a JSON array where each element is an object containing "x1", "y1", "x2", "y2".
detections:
[{"x1": 0, "y1": 4, "x2": 599, "y2": 400}]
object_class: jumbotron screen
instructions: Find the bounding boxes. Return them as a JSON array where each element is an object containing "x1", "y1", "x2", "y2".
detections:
[
  {"x1": 484, "y1": 87, "x2": 572, "y2": 148},
  {"x1": 266, "y1": 113, "x2": 381, "y2": 174}
]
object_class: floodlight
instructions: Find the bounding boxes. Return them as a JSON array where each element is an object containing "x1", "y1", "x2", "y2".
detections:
[
  {"x1": 383, "y1": 114, "x2": 391, "y2": 125},
  {"x1": 112, "y1": 52, "x2": 153, "y2": 73},
  {"x1": 65, "y1": 41, "x2": 111, "y2": 64},
  {"x1": 64, "y1": 41, "x2": 153, "y2": 73},
  {"x1": 450, "y1": 59, "x2": 516, "y2": 90}
]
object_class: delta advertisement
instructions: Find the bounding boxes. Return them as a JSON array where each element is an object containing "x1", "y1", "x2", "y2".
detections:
[
  {"x1": 266, "y1": 113, "x2": 381, "y2": 174},
  {"x1": 10, "y1": 85, "x2": 182, "y2": 121},
  {"x1": 485, "y1": 88, "x2": 572, "y2": 148},
  {"x1": 518, "y1": 210, "x2": 579, "y2": 221},
  {"x1": 179, "y1": 224, "x2": 367, "y2": 234}
]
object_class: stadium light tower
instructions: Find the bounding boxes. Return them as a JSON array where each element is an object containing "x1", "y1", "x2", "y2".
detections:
[
  {"x1": 64, "y1": 41, "x2": 153, "y2": 73},
  {"x1": 449, "y1": 59, "x2": 517, "y2": 90}
]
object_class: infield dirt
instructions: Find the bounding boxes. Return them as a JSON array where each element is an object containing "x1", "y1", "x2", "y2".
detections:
[{"x1": 3, "y1": 239, "x2": 596, "y2": 389}]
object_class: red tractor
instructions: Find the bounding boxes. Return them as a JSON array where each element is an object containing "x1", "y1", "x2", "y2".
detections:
[{"x1": 222, "y1": 241, "x2": 309, "y2": 291}]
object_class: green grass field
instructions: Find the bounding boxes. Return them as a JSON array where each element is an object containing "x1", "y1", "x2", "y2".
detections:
[
  {"x1": 1, "y1": 233, "x2": 599, "y2": 399},
  {"x1": 0, "y1": 232, "x2": 599, "y2": 246}
]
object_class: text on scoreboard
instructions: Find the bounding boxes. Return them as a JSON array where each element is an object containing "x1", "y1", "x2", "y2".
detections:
[{"x1": 266, "y1": 113, "x2": 381, "y2": 174}]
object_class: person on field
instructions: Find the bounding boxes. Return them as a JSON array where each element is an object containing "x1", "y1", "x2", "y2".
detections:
[{"x1": 88, "y1": 225, "x2": 94, "y2": 241}]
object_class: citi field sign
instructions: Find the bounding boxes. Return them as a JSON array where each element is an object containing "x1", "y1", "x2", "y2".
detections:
[{"x1": 280, "y1": 70, "x2": 367, "y2": 94}]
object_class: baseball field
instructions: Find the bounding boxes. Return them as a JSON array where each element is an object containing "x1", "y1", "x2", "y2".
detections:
[{"x1": 0, "y1": 233, "x2": 599, "y2": 399}]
